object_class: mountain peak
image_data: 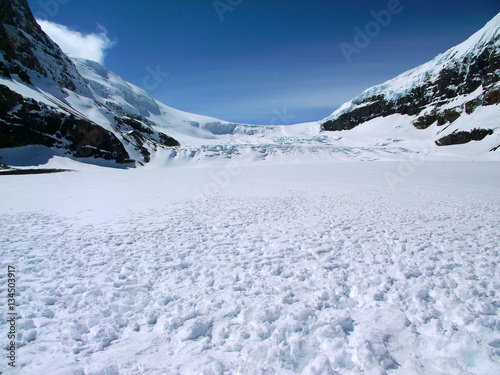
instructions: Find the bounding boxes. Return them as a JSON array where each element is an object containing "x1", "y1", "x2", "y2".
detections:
[
  {"x1": 321, "y1": 12, "x2": 500, "y2": 140},
  {"x1": 447, "y1": 11, "x2": 500, "y2": 60}
]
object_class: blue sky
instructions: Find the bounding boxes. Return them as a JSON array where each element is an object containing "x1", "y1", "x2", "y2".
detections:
[{"x1": 28, "y1": 0, "x2": 500, "y2": 124}]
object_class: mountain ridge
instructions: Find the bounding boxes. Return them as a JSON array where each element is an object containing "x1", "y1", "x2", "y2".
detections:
[{"x1": 320, "y1": 13, "x2": 500, "y2": 151}]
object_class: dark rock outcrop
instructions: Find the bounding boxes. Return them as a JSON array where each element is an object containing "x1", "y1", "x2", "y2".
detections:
[
  {"x1": 115, "y1": 116, "x2": 154, "y2": 135},
  {"x1": 0, "y1": 84, "x2": 132, "y2": 163},
  {"x1": 435, "y1": 128, "x2": 494, "y2": 146},
  {"x1": 159, "y1": 132, "x2": 180, "y2": 147}
]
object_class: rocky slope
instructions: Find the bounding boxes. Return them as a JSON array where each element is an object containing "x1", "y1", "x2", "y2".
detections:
[
  {"x1": 0, "y1": 84, "x2": 132, "y2": 163},
  {"x1": 321, "y1": 13, "x2": 500, "y2": 149},
  {"x1": 0, "y1": 0, "x2": 232, "y2": 166}
]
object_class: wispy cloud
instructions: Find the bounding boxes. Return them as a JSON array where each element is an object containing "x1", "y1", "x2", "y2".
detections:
[{"x1": 37, "y1": 20, "x2": 115, "y2": 65}]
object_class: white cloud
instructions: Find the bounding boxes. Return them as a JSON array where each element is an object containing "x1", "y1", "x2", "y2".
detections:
[{"x1": 37, "y1": 20, "x2": 115, "y2": 64}]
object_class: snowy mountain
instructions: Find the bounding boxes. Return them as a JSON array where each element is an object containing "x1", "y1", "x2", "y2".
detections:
[
  {"x1": 320, "y1": 13, "x2": 500, "y2": 153},
  {"x1": 0, "y1": 0, "x2": 244, "y2": 166}
]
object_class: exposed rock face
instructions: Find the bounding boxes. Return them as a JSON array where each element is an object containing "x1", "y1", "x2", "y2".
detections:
[
  {"x1": 0, "y1": 84, "x2": 132, "y2": 163},
  {"x1": 321, "y1": 14, "x2": 500, "y2": 138},
  {"x1": 0, "y1": 0, "x2": 88, "y2": 93},
  {"x1": 158, "y1": 132, "x2": 180, "y2": 147},
  {"x1": 113, "y1": 114, "x2": 180, "y2": 163},
  {"x1": 436, "y1": 128, "x2": 494, "y2": 146}
]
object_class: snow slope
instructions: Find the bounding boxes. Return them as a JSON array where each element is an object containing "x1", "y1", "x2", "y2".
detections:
[
  {"x1": 0, "y1": 161, "x2": 499, "y2": 374},
  {"x1": 70, "y1": 58, "x2": 240, "y2": 140}
]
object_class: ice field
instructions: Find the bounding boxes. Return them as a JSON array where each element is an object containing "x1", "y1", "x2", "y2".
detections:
[{"x1": 1, "y1": 160, "x2": 499, "y2": 374}]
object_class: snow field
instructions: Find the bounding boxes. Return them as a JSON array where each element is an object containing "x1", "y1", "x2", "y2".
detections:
[{"x1": 0, "y1": 162, "x2": 499, "y2": 374}]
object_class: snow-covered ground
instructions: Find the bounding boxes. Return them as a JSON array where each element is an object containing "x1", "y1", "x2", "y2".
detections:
[{"x1": 1, "y1": 159, "x2": 499, "y2": 374}]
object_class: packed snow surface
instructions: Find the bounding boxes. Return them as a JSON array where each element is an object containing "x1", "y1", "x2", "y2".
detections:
[{"x1": 0, "y1": 159, "x2": 499, "y2": 374}]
